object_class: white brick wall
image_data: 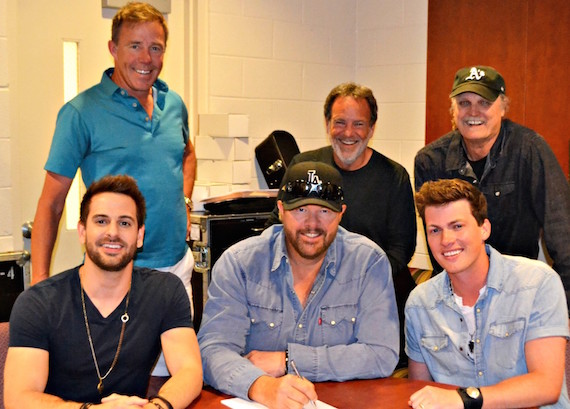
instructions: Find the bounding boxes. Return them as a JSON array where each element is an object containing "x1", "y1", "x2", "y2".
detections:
[
  {"x1": 355, "y1": 0, "x2": 430, "y2": 267},
  {"x1": 199, "y1": 114, "x2": 249, "y2": 137},
  {"x1": 0, "y1": 0, "x2": 13, "y2": 252},
  {"x1": 2, "y1": 1, "x2": 430, "y2": 267},
  {"x1": 203, "y1": 0, "x2": 430, "y2": 268}
]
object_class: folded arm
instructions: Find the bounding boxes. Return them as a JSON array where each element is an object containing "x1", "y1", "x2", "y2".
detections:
[
  {"x1": 408, "y1": 337, "x2": 567, "y2": 409},
  {"x1": 289, "y1": 255, "x2": 399, "y2": 382},
  {"x1": 157, "y1": 327, "x2": 203, "y2": 408},
  {"x1": 4, "y1": 347, "x2": 150, "y2": 409}
]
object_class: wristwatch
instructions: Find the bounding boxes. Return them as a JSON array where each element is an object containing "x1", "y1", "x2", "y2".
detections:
[
  {"x1": 184, "y1": 196, "x2": 193, "y2": 210},
  {"x1": 457, "y1": 387, "x2": 483, "y2": 409}
]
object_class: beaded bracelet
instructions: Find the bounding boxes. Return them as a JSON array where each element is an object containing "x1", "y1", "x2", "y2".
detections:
[{"x1": 149, "y1": 395, "x2": 174, "y2": 409}]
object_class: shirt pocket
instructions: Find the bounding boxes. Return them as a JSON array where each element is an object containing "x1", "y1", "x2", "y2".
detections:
[
  {"x1": 480, "y1": 182, "x2": 516, "y2": 219},
  {"x1": 247, "y1": 304, "x2": 284, "y2": 351},
  {"x1": 488, "y1": 318, "x2": 525, "y2": 369},
  {"x1": 319, "y1": 304, "x2": 357, "y2": 346},
  {"x1": 421, "y1": 335, "x2": 459, "y2": 376}
]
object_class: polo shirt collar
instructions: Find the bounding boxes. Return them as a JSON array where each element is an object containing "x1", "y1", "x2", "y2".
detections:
[{"x1": 100, "y1": 67, "x2": 169, "y2": 108}]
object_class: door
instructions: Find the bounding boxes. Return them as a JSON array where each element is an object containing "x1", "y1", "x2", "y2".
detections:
[{"x1": 11, "y1": 1, "x2": 189, "y2": 276}]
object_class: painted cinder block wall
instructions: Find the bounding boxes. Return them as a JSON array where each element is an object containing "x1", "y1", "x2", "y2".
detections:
[
  {"x1": 200, "y1": 0, "x2": 430, "y2": 268},
  {"x1": 0, "y1": 0, "x2": 431, "y2": 268}
]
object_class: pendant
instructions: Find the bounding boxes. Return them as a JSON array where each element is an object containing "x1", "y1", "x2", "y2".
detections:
[
  {"x1": 121, "y1": 313, "x2": 129, "y2": 323},
  {"x1": 97, "y1": 379, "x2": 103, "y2": 394}
]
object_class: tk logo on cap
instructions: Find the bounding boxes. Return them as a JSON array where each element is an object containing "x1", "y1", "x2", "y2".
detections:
[{"x1": 465, "y1": 67, "x2": 485, "y2": 81}]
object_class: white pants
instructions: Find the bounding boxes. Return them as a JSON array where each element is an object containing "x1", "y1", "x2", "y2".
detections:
[{"x1": 151, "y1": 248, "x2": 194, "y2": 376}]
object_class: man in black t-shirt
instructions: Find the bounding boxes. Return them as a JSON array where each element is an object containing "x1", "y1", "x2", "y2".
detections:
[
  {"x1": 5, "y1": 175, "x2": 203, "y2": 409},
  {"x1": 268, "y1": 82, "x2": 417, "y2": 368}
]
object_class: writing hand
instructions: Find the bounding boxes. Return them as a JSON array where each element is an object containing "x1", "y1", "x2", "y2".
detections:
[{"x1": 249, "y1": 374, "x2": 318, "y2": 409}]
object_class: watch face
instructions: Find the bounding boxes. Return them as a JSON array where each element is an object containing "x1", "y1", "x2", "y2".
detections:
[{"x1": 466, "y1": 387, "x2": 480, "y2": 399}]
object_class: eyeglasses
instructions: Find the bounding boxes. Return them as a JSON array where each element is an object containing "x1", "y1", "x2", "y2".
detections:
[{"x1": 282, "y1": 180, "x2": 344, "y2": 202}]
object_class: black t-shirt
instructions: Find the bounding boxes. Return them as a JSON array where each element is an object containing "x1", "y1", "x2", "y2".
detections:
[{"x1": 9, "y1": 266, "x2": 192, "y2": 403}]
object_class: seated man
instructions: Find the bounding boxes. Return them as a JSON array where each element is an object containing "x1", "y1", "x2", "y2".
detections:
[
  {"x1": 4, "y1": 175, "x2": 203, "y2": 409},
  {"x1": 406, "y1": 179, "x2": 569, "y2": 409},
  {"x1": 198, "y1": 162, "x2": 399, "y2": 408}
]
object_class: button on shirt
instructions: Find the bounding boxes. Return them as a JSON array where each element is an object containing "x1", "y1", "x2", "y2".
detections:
[
  {"x1": 198, "y1": 225, "x2": 399, "y2": 400},
  {"x1": 405, "y1": 245, "x2": 570, "y2": 408}
]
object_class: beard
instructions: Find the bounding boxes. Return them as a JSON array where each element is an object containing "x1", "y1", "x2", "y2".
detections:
[
  {"x1": 283, "y1": 227, "x2": 337, "y2": 261},
  {"x1": 85, "y1": 239, "x2": 137, "y2": 272},
  {"x1": 330, "y1": 134, "x2": 372, "y2": 167}
]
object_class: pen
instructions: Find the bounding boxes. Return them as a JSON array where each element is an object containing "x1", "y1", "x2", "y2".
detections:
[{"x1": 290, "y1": 360, "x2": 317, "y2": 409}]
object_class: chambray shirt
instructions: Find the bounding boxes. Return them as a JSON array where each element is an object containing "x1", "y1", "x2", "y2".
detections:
[
  {"x1": 198, "y1": 225, "x2": 399, "y2": 400},
  {"x1": 405, "y1": 245, "x2": 570, "y2": 408}
]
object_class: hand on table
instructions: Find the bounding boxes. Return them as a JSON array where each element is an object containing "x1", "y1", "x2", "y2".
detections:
[
  {"x1": 409, "y1": 385, "x2": 463, "y2": 409},
  {"x1": 94, "y1": 393, "x2": 149, "y2": 408}
]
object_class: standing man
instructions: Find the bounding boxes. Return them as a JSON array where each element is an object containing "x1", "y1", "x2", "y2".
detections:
[
  {"x1": 31, "y1": 2, "x2": 196, "y2": 376},
  {"x1": 406, "y1": 179, "x2": 569, "y2": 409},
  {"x1": 414, "y1": 66, "x2": 570, "y2": 310},
  {"x1": 268, "y1": 82, "x2": 417, "y2": 368},
  {"x1": 199, "y1": 162, "x2": 399, "y2": 408},
  {"x1": 32, "y1": 2, "x2": 195, "y2": 297},
  {"x1": 5, "y1": 175, "x2": 203, "y2": 409}
]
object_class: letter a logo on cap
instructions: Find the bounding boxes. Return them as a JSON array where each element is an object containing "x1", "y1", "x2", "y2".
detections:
[{"x1": 465, "y1": 67, "x2": 485, "y2": 81}]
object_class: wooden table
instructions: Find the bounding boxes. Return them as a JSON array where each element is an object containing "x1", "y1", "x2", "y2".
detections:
[{"x1": 186, "y1": 377, "x2": 457, "y2": 409}]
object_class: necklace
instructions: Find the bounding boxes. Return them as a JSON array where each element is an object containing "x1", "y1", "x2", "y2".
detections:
[{"x1": 80, "y1": 275, "x2": 131, "y2": 395}]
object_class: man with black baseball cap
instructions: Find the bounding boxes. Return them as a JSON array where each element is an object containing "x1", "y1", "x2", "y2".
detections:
[
  {"x1": 414, "y1": 66, "x2": 570, "y2": 313},
  {"x1": 198, "y1": 161, "x2": 399, "y2": 408}
]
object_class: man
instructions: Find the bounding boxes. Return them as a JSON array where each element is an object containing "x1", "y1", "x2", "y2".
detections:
[
  {"x1": 268, "y1": 82, "x2": 417, "y2": 367},
  {"x1": 32, "y1": 2, "x2": 196, "y2": 377},
  {"x1": 199, "y1": 162, "x2": 399, "y2": 408},
  {"x1": 32, "y1": 2, "x2": 195, "y2": 298},
  {"x1": 5, "y1": 175, "x2": 203, "y2": 409},
  {"x1": 414, "y1": 65, "x2": 570, "y2": 311},
  {"x1": 406, "y1": 179, "x2": 569, "y2": 409}
]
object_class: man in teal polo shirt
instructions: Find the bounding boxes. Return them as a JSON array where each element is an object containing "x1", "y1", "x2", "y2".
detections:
[{"x1": 31, "y1": 2, "x2": 196, "y2": 377}]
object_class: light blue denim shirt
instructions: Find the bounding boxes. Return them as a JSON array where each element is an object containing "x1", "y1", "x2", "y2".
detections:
[
  {"x1": 198, "y1": 225, "x2": 399, "y2": 399},
  {"x1": 405, "y1": 245, "x2": 570, "y2": 408}
]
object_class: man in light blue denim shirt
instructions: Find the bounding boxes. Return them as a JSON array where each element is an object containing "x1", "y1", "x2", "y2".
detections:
[
  {"x1": 198, "y1": 162, "x2": 399, "y2": 408},
  {"x1": 406, "y1": 179, "x2": 569, "y2": 409}
]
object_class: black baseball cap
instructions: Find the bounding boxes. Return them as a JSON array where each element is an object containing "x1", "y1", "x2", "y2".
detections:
[
  {"x1": 449, "y1": 66, "x2": 506, "y2": 101},
  {"x1": 280, "y1": 162, "x2": 344, "y2": 212}
]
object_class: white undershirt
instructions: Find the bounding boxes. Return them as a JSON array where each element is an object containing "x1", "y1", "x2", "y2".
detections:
[
  {"x1": 453, "y1": 285, "x2": 487, "y2": 357},
  {"x1": 452, "y1": 285, "x2": 487, "y2": 333}
]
